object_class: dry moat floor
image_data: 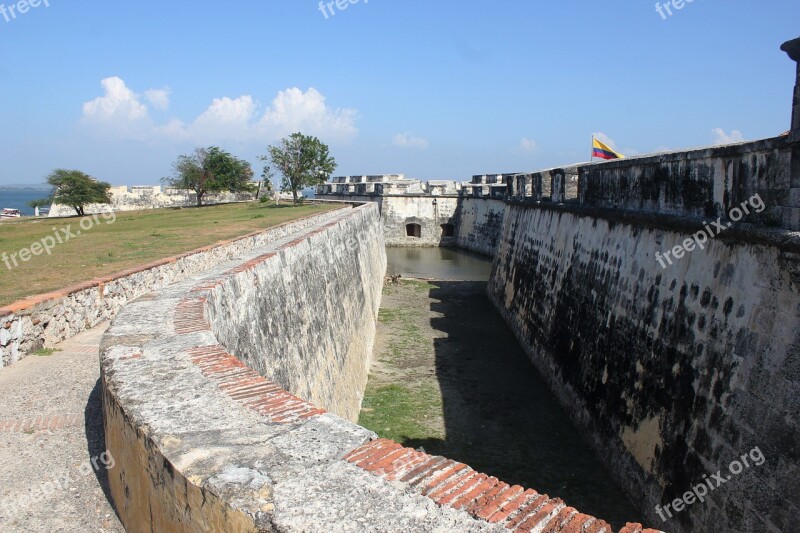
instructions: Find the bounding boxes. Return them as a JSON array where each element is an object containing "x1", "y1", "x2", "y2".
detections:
[{"x1": 359, "y1": 279, "x2": 644, "y2": 529}]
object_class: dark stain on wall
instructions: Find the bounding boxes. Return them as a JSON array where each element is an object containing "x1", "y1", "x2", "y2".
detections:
[
  {"x1": 580, "y1": 137, "x2": 793, "y2": 226},
  {"x1": 489, "y1": 205, "x2": 800, "y2": 533}
]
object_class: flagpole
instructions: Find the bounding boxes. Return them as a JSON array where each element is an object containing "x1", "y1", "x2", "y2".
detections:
[{"x1": 590, "y1": 135, "x2": 594, "y2": 161}]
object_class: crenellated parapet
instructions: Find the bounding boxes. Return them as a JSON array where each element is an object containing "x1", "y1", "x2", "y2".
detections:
[{"x1": 317, "y1": 174, "x2": 462, "y2": 196}]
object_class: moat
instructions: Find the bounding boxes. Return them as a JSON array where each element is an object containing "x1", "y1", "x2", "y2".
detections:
[
  {"x1": 360, "y1": 247, "x2": 643, "y2": 529},
  {"x1": 384, "y1": 246, "x2": 493, "y2": 281}
]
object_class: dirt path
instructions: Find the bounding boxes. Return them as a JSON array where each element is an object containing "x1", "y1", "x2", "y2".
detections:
[
  {"x1": 360, "y1": 279, "x2": 644, "y2": 529},
  {"x1": 0, "y1": 324, "x2": 123, "y2": 532}
]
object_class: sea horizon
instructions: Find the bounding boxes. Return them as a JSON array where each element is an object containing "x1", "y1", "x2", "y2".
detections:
[{"x1": 0, "y1": 188, "x2": 53, "y2": 216}]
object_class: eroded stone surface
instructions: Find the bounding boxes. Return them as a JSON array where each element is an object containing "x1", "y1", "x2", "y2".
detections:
[
  {"x1": 101, "y1": 203, "x2": 657, "y2": 532},
  {"x1": 489, "y1": 204, "x2": 800, "y2": 533}
]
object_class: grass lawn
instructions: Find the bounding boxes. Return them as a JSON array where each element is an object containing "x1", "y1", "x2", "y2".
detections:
[
  {"x1": 0, "y1": 201, "x2": 340, "y2": 306},
  {"x1": 359, "y1": 280, "x2": 446, "y2": 445}
]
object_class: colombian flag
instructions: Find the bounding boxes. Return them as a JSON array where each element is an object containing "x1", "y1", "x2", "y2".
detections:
[{"x1": 592, "y1": 138, "x2": 625, "y2": 160}]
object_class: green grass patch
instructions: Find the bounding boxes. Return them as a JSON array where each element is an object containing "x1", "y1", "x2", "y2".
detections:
[
  {"x1": 33, "y1": 348, "x2": 62, "y2": 357},
  {"x1": 359, "y1": 383, "x2": 443, "y2": 443},
  {"x1": 377, "y1": 305, "x2": 428, "y2": 362},
  {"x1": 0, "y1": 202, "x2": 339, "y2": 306},
  {"x1": 404, "y1": 279, "x2": 433, "y2": 292}
]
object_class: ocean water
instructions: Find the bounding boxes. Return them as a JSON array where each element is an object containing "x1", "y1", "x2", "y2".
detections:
[{"x1": 0, "y1": 189, "x2": 52, "y2": 216}]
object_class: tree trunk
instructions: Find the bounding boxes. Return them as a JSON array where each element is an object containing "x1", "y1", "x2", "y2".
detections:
[
  {"x1": 197, "y1": 191, "x2": 204, "y2": 207},
  {"x1": 75, "y1": 205, "x2": 84, "y2": 217},
  {"x1": 292, "y1": 188, "x2": 298, "y2": 204}
]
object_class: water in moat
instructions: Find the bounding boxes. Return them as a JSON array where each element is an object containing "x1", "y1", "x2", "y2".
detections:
[
  {"x1": 360, "y1": 247, "x2": 644, "y2": 529},
  {"x1": 385, "y1": 246, "x2": 493, "y2": 281}
]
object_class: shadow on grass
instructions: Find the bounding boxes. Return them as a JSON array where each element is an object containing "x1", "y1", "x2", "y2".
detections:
[
  {"x1": 250, "y1": 202, "x2": 324, "y2": 209},
  {"x1": 399, "y1": 280, "x2": 643, "y2": 529}
]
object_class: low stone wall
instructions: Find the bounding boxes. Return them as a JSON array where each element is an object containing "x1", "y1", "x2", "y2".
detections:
[
  {"x1": 488, "y1": 202, "x2": 800, "y2": 533},
  {"x1": 48, "y1": 189, "x2": 255, "y2": 217},
  {"x1": 101, "y1": 202, "x2": 662, "y2": 532},
  {"x1": 0, "y1": 208, "x2": 346, "y2": 368}
]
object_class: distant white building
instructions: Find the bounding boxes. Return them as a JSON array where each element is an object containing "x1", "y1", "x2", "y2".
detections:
[{"x1": 48, "y1": 184, "x2": 258, "y2": 217}]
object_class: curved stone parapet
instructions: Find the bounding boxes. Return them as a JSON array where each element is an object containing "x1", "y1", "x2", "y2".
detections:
[
  {"x1": 101, "y1": 203, "x2": 661, "y2": 532},
  {"x1": 1, "y1": 206, "x2": 347, "y2": 368}
]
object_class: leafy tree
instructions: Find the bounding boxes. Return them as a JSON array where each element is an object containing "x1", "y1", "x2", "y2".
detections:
[
  {"x1": 257, "y1": 174, "x2": 275, "y2": 203},
  {"x1": 27, "y1": 197, "x2": 53, "y2": 210},
  {"x1": 259, "y1": 165, "x2": 275, "y2": 199},
  {"x1": 167, "y1": 147, "x2": 254, "y2": 207},
  {"x1": 259, "y1": 133, "x2": 337, "y2": 204},
  {"x1": 46, "y1": 169, "x2": 112, "y2": 217}
]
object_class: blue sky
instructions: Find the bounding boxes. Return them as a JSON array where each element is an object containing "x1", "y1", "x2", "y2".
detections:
[{"x1": 0, "y1": 0, "x2": 798, "y2": 186}]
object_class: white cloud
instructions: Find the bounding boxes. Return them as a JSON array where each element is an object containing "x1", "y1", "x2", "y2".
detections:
[
  {"x1": 519, "y1": 137, "x2": 537, "y2": 152},
  {"x1": 153, "y1": 96, "x2": 259, "y2": 144},
  {"x1": 82, "y1": 77, "x2": 148, "y2": 121},
  {"x1": 260, "y1": 87, "x2": 357, "y2": 141},
  {"x1": 81, "y1": 78, "x2": 358, "y2": 145},
  {"x1": 145, "y1": 88, "x2": 171, "y2": 110},
  {"x1": 711, "y1": 128, "x2": 744, "y2": 145},
  {"x1": 391, "y1": 133, "x2": 429, "y2": 149},
  {"x1": 191, "y1": 96, "x2": 258, "y2": 141}
]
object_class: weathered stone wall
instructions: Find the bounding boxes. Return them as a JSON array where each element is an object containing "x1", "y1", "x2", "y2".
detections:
[
  {"x1": 488, "y1": 202, "x2": 800, "y2": 533},
  {"x1": 48, "y1": 187, "x2": 255, "y2": 217},
  {"x1": 579, "y1": 137, "x2": 797, "y2": 229},
  {"x1": 206, "y1": 204, "x2": 386, "y2": 421},
  {"x1": 317, "y1": 195, "x2": 507, "y2": 256},
  {"x1": 100, "y1": 202, "x2": 661, "y2": 532},
  {"x1": 454, "y1": 197, "x2": 507, "y2": 257},
  {"x1": 378, "y1": 195, "x2": 461, "y2": 247},
  {"x1": 0, "y1": 208, "x2": 345, "y2": 368}
]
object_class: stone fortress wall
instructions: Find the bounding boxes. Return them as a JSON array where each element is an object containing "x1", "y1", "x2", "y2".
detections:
[
  {"x1": 311, "y1": 39, "x2": 800, "y2": 533},
  {"x1": 101, "y1": 202, "x2": 660, "y2": 532},
  {"x1": 489, "y1": 198, "x2": 799, "y2": 533},
  {"x1": 318, "y1": 141, "x2": 800, "y2": 532},
  {"x1": 1, "y1": 34, "x2": 797, "y2": 533},
  {"x1": 47, "y1": 185, "x2": 258, "y2": 217}
]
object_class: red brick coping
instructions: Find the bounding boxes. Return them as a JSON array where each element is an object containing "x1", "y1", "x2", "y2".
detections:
[
  {"x1": 0, "y1": 413, "x2": 83, "y2": 433},
  {"x1": 167, "y1": 216, "x2": 664, "y2": 533}
]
